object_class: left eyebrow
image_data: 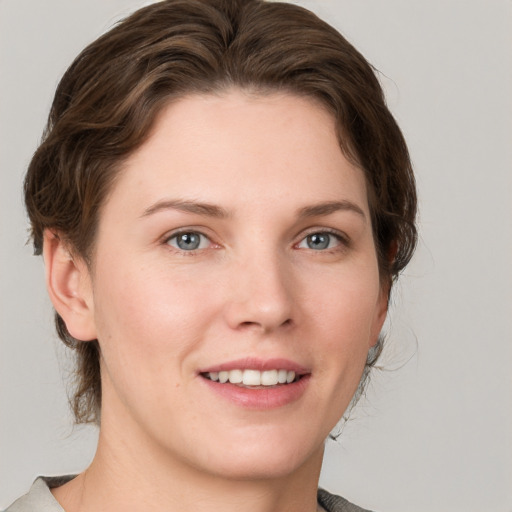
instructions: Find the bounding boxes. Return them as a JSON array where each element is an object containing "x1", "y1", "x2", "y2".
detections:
[{"x1": 297, "y1": 200, "x2": 366, "y2": 220}]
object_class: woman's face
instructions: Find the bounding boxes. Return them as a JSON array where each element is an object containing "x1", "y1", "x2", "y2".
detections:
[{"x1": 81, "y1": 90, "x2": 387, "y2": 480}]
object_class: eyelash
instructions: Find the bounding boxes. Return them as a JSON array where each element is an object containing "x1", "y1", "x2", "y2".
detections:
[
  {"x1": 162, "y1": 228, "x2": 350, "y2": 255},
  {"x1": 164, "y1": 229, "x2": 215, "y2": 255},
  {"x1": 295, "y1": 228, "x2": 350, "y2": 253}
]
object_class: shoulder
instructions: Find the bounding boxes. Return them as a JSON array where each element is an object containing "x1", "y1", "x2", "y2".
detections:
[
  {"x1": 5, "y1": 480, "x2": 371, "y2": 512},
  {"x1": 318, "y1": 488, "x2": 375, "y2": 512},
  {"x1": 4, "y1": 476, "x2": 74, "y2": 512}
]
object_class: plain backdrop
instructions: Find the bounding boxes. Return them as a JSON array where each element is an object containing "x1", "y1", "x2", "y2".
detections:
[{"x1": 1, "y1": 1, "x2": 511, "y2": 511}]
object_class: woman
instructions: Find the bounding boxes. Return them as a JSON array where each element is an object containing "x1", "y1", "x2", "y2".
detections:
[{"x1": 6, "y1": 0, "x2": 416, "y2": 510}]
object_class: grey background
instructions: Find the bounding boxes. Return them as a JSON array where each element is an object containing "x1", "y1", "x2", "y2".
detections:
[{"x1": 1, "y1": 1, "x2": 511, "y2": 511}]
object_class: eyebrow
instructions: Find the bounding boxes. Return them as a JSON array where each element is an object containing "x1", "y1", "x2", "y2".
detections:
[
  {"x1": 297, "y1": 200, "x2": 366, "y2": 220},
  {"x1": 141, "y1": 198, "x2": 365, "y2": 221},
  {"x1": 141, "y1": 199, "x2": 231, "y2": 219}
]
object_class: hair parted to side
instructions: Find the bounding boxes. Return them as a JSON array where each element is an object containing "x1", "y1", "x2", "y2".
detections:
[{"x1": 25, "y1": 0, "x2": 417, "y2": 424}]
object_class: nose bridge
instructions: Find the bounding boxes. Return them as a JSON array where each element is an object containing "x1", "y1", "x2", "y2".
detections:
[{"x1": 224, "y1": 243, "x2": 295, "y2": 332}]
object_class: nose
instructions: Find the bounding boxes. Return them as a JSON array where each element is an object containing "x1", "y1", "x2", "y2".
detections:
[{"x1": 223, "y1": 251, "x2": 295, "y2": 334}]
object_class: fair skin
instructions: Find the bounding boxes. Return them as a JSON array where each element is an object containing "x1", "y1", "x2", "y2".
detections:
[{"x1": 44, "y1": 90, "x2": 387, "y2": 512}]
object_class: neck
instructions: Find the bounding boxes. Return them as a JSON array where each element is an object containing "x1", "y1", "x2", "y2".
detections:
[{"x1": 52, "y1": 419, "x2": 325, "y2": 512}]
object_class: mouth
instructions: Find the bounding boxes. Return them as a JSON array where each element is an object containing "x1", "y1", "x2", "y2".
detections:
[
  {"x1": 198, "y1": 359, "x2": 310, "y2": 408},
  {"x1": 201, "y1": 368, "x2": 301, "y2": 388}
]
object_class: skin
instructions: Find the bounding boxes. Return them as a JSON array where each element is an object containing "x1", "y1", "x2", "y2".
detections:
[{"x1": 45, "y1": 90, "x2": 388, "y2": 512}]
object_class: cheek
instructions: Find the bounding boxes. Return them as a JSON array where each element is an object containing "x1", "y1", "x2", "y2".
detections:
[
  {"x1": 91, "y1": 259, "x2": 218, "y2": 378},
  {"x1": 97, "y1": 252, "x2": 203, "y2": 323},
  {"x1": 305, "y1": 264, "x2": 381, "y2": 336},
  {"x1": 302, "y1": 263, "x2": 382, "y2": 375}
]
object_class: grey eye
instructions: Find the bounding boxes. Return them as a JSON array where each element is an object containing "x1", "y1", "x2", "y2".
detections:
[
  {"x1": 168, "y1": 232, "x2": 208, "y2": 251},
  {"x1": 298, "y1": 232, "x2": 341, "y2": 251},
  {"x1": 306, "y1": 233, "x2": 330, "y2": 250}
]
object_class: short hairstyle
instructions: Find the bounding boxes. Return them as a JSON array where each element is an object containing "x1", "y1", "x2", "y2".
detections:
[{"x1": 25, "y1": 0, "x2": 417, "y2": 424}]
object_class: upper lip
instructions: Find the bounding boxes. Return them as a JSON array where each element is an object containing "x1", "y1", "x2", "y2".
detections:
[{"x1": 198, "y1": 357, "x2": 309, "y2": 375}]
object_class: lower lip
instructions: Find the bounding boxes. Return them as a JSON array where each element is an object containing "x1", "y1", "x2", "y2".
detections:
[{"x1": 200, "y1": 375, "x2": 310, "y2": 409}]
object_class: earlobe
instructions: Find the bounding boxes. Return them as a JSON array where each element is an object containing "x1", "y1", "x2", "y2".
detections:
[{"x1": 43, "y1": 230, "x2": 97, "y2": 342}]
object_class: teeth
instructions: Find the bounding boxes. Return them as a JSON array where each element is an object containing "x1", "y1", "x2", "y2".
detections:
[
  {"x1": 243, "y1": 369, "x2": 261, "y2": 386},
  {"x1": 277, "y1": 369, "x2": 288, "y2": 384},
  {"x1": 228, "y1": 369, "x2": 243, "y2": 384},
  {"x1": 206, "y1": 369, "x2": 297, "y2": 386},
  {"x1": 261, "y1": 370, "x2": 278, "y2": 386}
]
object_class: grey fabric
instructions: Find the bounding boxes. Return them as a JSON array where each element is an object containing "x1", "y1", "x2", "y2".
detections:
[
  {"x1": 4, "y1": 477, "x2": 373, "y2": 512},
  {"x1": 318, "y1": 488, "x2": 374, "y2": 512},
  {"x1": 3, "y1": 477, "x2": 71, "y2": 512}
]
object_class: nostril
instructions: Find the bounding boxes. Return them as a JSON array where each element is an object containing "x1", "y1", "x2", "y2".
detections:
[
  {"x1": 239, "y1": 321, "x2": 257, "y2": 328},
  {"x1": 282, "y1": 319, "x2": 292, "y2": 327},
  {"x1": 237, "y1": 318, "x2": 292, "y2": 331}
]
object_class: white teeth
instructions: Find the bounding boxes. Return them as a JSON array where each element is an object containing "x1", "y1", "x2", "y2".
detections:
[
  {"x1": 228, "y1": 369, "x2": 243, "y2": 384},
  {"x1": 261, "y1": 370, "x2": 278, "y2": 386},
  {"x1": 206, "y1": 369, "x2": 297, "y2": 386},
  {"x1": 277, "y1": 369, "x2": 288, "y2": 384},
  {"x1": 243, "y1": 369, "x2": 261, "y2": 386}
]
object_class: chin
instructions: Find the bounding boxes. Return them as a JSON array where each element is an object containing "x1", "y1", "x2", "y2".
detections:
[
  {"x1": 188, "y1": 427, "x2": 326, "y2": 481},
  {"x1": 207, "y1": 451, "x2": 321, "y2": 482}
]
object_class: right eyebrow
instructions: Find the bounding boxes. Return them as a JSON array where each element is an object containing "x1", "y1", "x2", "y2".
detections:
[{"x1": 140, "y1": 199, "x2": 231, "y2": 219}]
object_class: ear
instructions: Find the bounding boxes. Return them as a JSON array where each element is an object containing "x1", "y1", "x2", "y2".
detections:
[
  {"x1": 369, "y1": 280, "x2": 390, "y2": 348},
  {"x1": 43, "y1": 230, "x2": 97, "y2": 341},
  {"x1": 369, "y1": 241, "x2": 398, "y2": 347}
]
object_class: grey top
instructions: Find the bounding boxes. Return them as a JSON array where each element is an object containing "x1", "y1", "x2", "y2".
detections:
[
  {"x1": 5, "y1": 476, "x2": 374, "y2": 512},
  {"x1": 4, "y1": 477, "x2": 68, "y2": 512}
]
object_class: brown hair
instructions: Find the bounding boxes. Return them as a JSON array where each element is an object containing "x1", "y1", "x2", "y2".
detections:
[{"x1": 25, "y1": 0, "x2": 417, "y2": 423}]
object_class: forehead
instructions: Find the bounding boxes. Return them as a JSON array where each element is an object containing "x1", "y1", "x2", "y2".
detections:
[{"x1": 107, "y1": 89, "x2": 368, "y2": 216}]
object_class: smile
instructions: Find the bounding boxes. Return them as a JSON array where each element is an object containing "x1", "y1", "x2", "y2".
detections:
[
  {"x1": 203, "y1": 369, "x2": 298, "y2": 387},
  {"x1": 198, "y1": 358, "x2": 310, "y2": 408}
]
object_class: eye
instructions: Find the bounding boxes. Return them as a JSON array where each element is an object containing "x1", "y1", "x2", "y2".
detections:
[
  {"x1": 166, "y1": 231, "x2": 210, "y2": 251},
  {"x1": 297, "y1": 232, "x2": 343, "y2": 251}
]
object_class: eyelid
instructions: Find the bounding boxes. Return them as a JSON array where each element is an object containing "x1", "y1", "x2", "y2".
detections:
[
  {"x1": 295, "y1": 227, "x2": 351, "y2": 250},
  {"x1": 162, "y1": 228, "x2": 218, "y2": 253},
  {"x1": 160, "y1": 226, "x2": 351, "y2": 254}
]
